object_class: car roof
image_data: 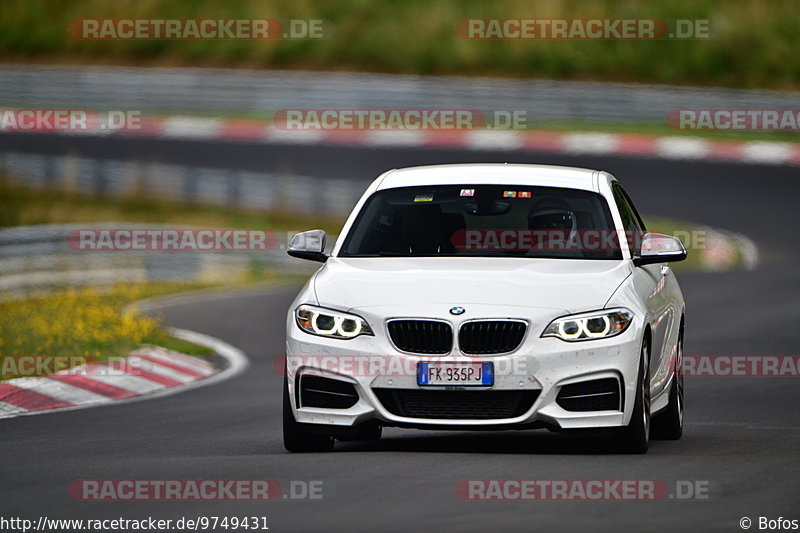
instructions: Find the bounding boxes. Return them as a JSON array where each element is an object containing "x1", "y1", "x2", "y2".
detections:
[{"x1": 376, "y1": 163, "x2": 600, "y2": 192}]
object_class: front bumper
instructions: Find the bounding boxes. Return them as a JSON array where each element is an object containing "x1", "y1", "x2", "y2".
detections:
[{"x1": 285, "y1": 314, "x2": 643, "y2": 431}]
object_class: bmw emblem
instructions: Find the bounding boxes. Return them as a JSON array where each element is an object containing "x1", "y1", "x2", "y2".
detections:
[{"x1": 449, "y1": 306, "x2": 466, "y2": 316}]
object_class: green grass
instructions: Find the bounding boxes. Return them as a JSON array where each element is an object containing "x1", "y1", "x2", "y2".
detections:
[
  {"x1": 0, "y1": 177, "x2": 345, "y2": 234},
  {"x1": 0, "y1": 179, "x2": 326, "y2": 378},
  {"x1": 0, "y1": 282, "x2": 218, "y2": 380},
  {"x1": 524, "y1": 120, "x2": 800, "y2": 144},
  {"x1": 0, "y1": 0, "x2": 798, "y2": 90}
]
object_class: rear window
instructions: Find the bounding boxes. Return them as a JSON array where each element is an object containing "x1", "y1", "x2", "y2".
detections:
[{"x1": 339, "y1": 185, "x2": 622, "y2": 260}]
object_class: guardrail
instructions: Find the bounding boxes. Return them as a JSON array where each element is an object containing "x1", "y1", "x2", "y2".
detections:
[
  {"x1": 0, "y1": 224, "x2": 319, "y2": 297},
  {"x1": 2, "y1": 65, "x2": 799, "y2": 122},
  {"x1": 0, "y1": 150, "x2": 367, "y2": 216}
]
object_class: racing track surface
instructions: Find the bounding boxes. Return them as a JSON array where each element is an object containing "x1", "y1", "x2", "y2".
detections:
[{"x1": 3, "y1": 137, "x2": 800, "y2": 532}]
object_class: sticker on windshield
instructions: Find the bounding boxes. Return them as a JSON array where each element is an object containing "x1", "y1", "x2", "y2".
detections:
[
  {"x1": 519, "y1": 191, "x2": 532, "y2": 198},
  {"x1": 414, "y1": 194, "x2": 434, "y2": 202},
  {"x1": 460, "y1": 189, "x2": 475, "y2": 197},
  {"x1": 503, "y1": 190, "x2": 517, "y2": 198}
]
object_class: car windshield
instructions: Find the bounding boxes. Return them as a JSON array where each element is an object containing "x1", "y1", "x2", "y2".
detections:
[{"x1": 339, "y1": 185, "x2": 622, "y2": 260}]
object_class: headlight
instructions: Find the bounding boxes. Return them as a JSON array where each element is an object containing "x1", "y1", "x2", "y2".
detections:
[
  {"x1": 295, "y1": 304, "x2": 373, "y2": 339},
  {"x1": 541, "y1": 308, "x2": 633, "y2": 342}
]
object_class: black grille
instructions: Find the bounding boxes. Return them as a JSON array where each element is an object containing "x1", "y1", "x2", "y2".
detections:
[
  {"x1": 458, "y1": 321, "x2": 527, "y2": 355},
  {"x1": 388, "y1": 320, "x2": 452, "y2": 354},
  {"x1": 556, "y1": 378, "x2": 621, "y2": 412},
  {"x1": 373, "y1": 389, "x2": 539, "y2": 420},
  {"x1": 300, "y1": 375, "x2": 359, "y2": 409}
]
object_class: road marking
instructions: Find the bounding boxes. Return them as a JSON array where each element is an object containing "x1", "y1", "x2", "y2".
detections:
[
  {"x1": 562, "y1": 132, "x2": 619, "y2": 154},
  {"x1": 0, "y1": 328, "x2": 248, "y2": 420},
  {"x1": 132, "y1": 357, "x2": 197, "y2": 383},
  {"x1": 655, "y1": 137, "x2": 710, "y2": 159},
  {"x1": 0, "y1": 383, "x2": 73, "y2": 410},
  {"x1": 9, "y1": 377, "x2": 108, "y2": 405},
  {"x1": 162, "y1": 117, "x2": 222, "y2": 139}
]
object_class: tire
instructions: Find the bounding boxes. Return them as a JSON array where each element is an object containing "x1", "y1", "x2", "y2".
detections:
[
  {"x1": 283, "y1": 375, "x2": 335, "y2": 453},
  {"x1": 336, "y1": 422, "x2": 382, "y2": 442},
  {"x1": 651, "y1": 331, "x2": 684, "y2": 440},
  {"x1": 617, "y1": 339, "x2": 651, "y2": 454}
]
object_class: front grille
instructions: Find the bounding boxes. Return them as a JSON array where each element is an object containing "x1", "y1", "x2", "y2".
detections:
[
  {"x1": 458, "y1": 320, "x2": 527, "y2": 355},
  {"x1": 373, "y1": 389, "x2": 539, "y2": 420},
  {"x1": 556, "y1": 378, "x2": 621, "y2": 412},
  {"x1": 388, "y1": 320, "x2": 452, "y2": 354},
  {"x1": 299, "y1": 375, "x2": 359, "y2": 409}
]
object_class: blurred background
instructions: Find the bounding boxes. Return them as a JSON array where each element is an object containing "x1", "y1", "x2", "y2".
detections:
[
  {"x1": 0, "y1": 0, "x2": 795, "y2": 361},
  {"x1": 4, "y1": 4, "x2": 800, "y2": 530}
]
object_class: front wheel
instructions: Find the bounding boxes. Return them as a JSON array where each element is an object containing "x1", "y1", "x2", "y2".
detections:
[
  {"x1": 616, "y1": 340, "x2": 650, "y2": 454},
  {"x1": 651, "y1": 332, "x2": 684, "y2": 440},
  {"x1": 283, "y1": 376, "x2": 335, "y2": 453}
]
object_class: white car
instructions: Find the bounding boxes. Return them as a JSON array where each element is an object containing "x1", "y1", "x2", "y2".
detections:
[{"x1": 284, "y1": 164, "x2": 686, "y2": 453}]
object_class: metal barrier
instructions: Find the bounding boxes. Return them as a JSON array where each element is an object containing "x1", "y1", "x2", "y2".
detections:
[{"x1": 2, "y1": 65, "x2": 799, "y2": 122}]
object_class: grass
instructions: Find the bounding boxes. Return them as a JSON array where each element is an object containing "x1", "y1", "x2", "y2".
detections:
[
  {"x1": 0, "y1": 178, "x2": 346, "y2": 235},
  {"x1": 522, "y1": 120, "x2": 800, "y2": 144},
  {"x1": 0, "y1": 282, "x2": 216, "y2": 380},
  {"x1": 0, "y1": 0, "x2": 798, "y2": 90},
  {"x1": 0, "y1": 180, "x2": 326, "y2": 379}
]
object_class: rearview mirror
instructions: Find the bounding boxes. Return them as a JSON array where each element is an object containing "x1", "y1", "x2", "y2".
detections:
[
  {"x1": 633, "y1": 232, "x2": 687, "y2": 266},
  {"x1": 287, "y1": 230, "x2": 328, "y2": 262}
]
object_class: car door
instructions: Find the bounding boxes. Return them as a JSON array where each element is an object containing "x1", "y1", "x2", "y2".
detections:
[{"x1": 611, "y1": 183, "x2": 676, "y2": 398}]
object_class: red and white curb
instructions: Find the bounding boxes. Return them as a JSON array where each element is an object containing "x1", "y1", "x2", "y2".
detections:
[
  {"x1": 17, "y1": 114, "x2": 800, "y2": 167},
  {"x1": 0, "y1": 327, "x2": 248, "y2": 419}
]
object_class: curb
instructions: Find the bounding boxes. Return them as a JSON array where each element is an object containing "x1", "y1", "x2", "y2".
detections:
[
  {"x1": 0, "y1": 327, "x2": 248, "y2": 420},
  {"x1": 699, "y1": 227, "x2": 760, "y2": 272},
  {"x1": 15, "y1": 114, "x2": 800, "y2": 167}
]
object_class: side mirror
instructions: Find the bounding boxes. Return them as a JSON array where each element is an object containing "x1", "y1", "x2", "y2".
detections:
[
  {"x1": 633, "y1": 232, "x2": 687, "y2": 266},
  {"x1": 287, "y1": 230, "x2": 328, "y2": 262}
]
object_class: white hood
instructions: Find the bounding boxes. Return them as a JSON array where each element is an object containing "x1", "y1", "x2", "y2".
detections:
[{"x1": 313, "y1": 257, "x2": 631, "y2": 313}]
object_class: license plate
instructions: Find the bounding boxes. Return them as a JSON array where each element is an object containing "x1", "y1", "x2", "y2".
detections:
[{"x1": 417, "y1": 362, "x2": 493, "y2": 386}]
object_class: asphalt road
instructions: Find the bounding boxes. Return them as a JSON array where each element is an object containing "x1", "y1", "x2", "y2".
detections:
[{"x1": 2, "y1": 140, "x2": 800, "y2": 532}]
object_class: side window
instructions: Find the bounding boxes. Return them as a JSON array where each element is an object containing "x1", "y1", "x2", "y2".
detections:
[
  {"x1": 619, "y1": 186, "x2": 647, "y2": 232},
  {"x1": 612, "y1": 184, "x2": 645, "y2": 232},
  {"x1": 612, "y1": 183, "x2": 645, "y2": 252}
]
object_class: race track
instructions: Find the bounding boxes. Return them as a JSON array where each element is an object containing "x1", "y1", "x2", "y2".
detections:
[{"x1": 3, "y1": 140, "x2": 800, "y2": 532}]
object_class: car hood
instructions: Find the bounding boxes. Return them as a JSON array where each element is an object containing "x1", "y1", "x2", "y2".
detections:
[{"x1": 313, "y1": 257, "x2": 632, "y2": 313}]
